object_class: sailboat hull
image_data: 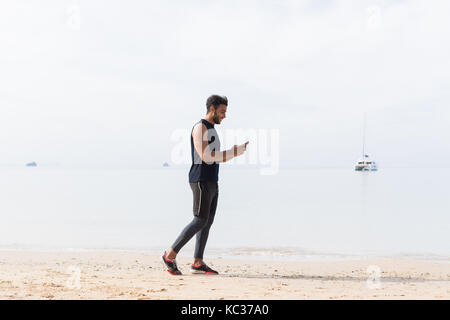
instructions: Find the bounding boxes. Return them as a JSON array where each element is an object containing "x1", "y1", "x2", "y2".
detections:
[{"x1": 355, "y1": 165, "x2": 377, "y2": 171}]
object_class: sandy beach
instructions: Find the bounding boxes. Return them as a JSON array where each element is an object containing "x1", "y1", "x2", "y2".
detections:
[{"x1": 0, "y1": 250, "x2": 449, "y2": 300}]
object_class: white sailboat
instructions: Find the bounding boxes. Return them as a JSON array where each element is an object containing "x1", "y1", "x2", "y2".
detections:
[{"x1": 355, "y1": 114, "x2": 378, "y2": 171}]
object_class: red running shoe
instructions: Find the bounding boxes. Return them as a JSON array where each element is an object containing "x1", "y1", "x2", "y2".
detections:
[
  {"x1": 191, "y1": 263, "x2": 218, "y2": 275},
  {"x1": 161, "y1": 251, "x2": 182, "y2": 275}
]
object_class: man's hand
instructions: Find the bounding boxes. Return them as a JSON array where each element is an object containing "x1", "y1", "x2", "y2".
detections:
[{"x1": 233, "y1": 141, "x2": 249, "y2": 157}]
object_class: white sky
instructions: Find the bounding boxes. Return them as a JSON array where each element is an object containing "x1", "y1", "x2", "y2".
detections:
[{"x1": 1, "y1": 0, "x2": 449, "y2": 168}]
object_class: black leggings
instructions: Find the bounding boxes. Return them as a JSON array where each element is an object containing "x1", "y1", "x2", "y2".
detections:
[{"x1": 171, "y1": 181, "x2": 219, "y2": 259}]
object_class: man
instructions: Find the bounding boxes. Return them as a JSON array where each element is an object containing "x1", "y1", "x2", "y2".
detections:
[{"x1": 162, "y1": 95, "x2": 249, "y2": 275}]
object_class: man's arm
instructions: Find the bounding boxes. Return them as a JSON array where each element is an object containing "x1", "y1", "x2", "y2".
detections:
[{"x1": 192, "y1": 123, "x2": 239, "y2": 163}]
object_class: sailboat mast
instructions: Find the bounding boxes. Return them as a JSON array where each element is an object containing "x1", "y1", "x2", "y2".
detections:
[{"x1": 362, "y1": 113, "x2": 366, "y2": 162}]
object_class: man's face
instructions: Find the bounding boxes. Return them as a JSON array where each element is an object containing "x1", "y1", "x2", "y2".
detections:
[{"x1": 212, "y1": 104, "x2": 227, "y2": 124}]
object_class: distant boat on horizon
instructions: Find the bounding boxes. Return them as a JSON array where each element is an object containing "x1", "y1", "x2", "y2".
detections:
[
  {"x1": 355, "y1": 154, "x2": 378, "y2": 171},
  {"x1": 26, "y1": 162, "x2": 37, "y2": 167},
  {"x1": 355, "y1": 114, "x2": 378, "y2": 171}
]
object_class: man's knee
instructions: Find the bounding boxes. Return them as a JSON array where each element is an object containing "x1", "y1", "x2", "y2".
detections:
[{"x1": 193, "y1": 216, "x2": 209, "y2": 229}]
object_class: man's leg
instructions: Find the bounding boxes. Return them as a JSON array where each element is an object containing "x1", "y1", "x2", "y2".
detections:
[
  {"x1": 193, "y1": 184, "x2": 218, "y2": 266},
  {"x1": 169, "y1": 216, "x2": 208, "y2": 259},
  {"x1": 166, "y1": 181, "x2": 211, "y2": 260}
]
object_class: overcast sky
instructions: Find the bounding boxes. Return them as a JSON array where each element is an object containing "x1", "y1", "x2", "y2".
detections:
[{"x1": 1, "y1": 0, "x2": 449, "y2": 169}]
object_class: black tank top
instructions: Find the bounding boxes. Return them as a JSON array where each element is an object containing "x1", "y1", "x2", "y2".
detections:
[{"x1": 188, "y1": 119, "x2": 220, "y2": 182}]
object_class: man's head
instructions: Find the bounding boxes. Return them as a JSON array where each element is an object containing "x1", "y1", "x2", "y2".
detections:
[{"x1": 206, "y1": 94, "x2": 227, "y2": 124}]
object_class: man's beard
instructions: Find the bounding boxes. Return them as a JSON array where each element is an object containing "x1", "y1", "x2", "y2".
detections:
[{"x1": 213, "y1": 111, "x2": 220, "y2": 124}]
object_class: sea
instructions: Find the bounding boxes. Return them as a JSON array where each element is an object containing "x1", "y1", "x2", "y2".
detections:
[{"x1": 1, "y1": 166, "x2": 449, "y2": 262}]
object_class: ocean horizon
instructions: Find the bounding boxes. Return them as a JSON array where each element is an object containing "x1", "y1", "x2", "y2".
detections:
[{"x1": 1, "y1": 166, "x2": 449, "y2": 262}]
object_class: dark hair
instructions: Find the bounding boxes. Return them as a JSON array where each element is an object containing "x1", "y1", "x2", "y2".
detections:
[{"x1": 206, "y1": 95, "x2": 228, "y2": 112}]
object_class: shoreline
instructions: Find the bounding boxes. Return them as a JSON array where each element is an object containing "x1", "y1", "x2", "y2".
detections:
[
  {"x1": 0, "y1": 250, "x2": 449, "y2": 299},
  {"x1": 1, "y1": 246, "x2": 449, "y2": 264}
]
